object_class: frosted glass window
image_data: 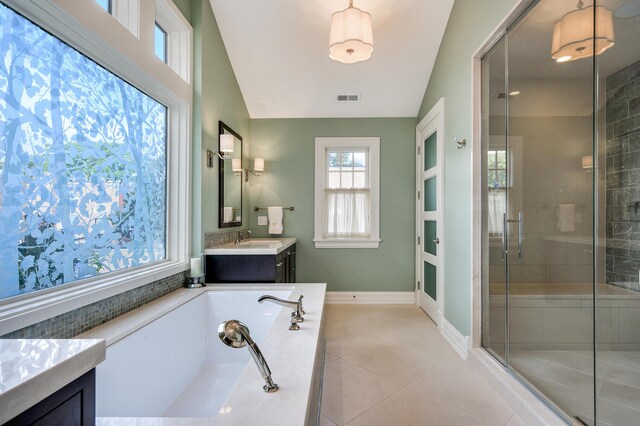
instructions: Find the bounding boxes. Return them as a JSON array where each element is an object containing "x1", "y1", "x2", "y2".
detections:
[{"x1": 0, "y1": 4, "x2": 167, "y2": 300}]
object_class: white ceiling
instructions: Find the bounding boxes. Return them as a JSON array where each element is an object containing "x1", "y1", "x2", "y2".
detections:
[{"x1": 209, "y1": 0, "x2": 455, "y2": 119}]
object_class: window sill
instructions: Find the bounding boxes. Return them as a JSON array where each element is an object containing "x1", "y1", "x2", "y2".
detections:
[
  {"x1": 314, "y1": 239, "x2": 381, "y2": 249},
  {"x1": 0, "y1": 260, "x2": 188, "y2": 336}
]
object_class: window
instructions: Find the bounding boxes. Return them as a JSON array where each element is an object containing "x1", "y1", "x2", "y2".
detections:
[
  {"x1": 96, "y1": 0, "x2": 111, "y2": 13},
  {"x1": 0, "y1": 3, "x2": 167, "y2": 300},
  {"x1": 314, "y1": 137, "x2": 380, "y2": 248},
  {"x1": 0, "y1": 0, "x2": 191, "y2": 333},
  {"x1": 487, "y1": 150, "x2": 506, "y2": 189},
  {"x1": 487, "y1": 150, "x2": 506, "y2": 235},
  {"x1": 154, "y1": 22, "x2": 167, "y2": 63}
]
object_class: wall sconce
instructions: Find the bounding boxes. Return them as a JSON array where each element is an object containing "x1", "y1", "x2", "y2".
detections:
[
  {"x1": 206, "y1": 134, "x2": 235, "y2": 168},
  {"x1": 244, "y1": 158, "x2": 265, "y2": 182}
]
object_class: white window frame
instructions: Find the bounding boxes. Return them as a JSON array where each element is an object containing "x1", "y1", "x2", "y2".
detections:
[
  {"x1": 0, "y1": 0, "x2": 192, "y2": 335},
  {"x1": 314, "y1": 137, "x2": 381, "y2": 249}
]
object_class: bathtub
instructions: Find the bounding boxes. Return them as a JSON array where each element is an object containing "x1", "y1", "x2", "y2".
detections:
[{"x1": 80, "y1": 283, "x2": 326, "y2": 425}]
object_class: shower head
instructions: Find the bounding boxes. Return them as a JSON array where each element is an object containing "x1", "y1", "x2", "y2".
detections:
[
  {"x1": 218, "y1": 319, "x2": 252, "y2": 348},
  {"x1": 217, "y1": 319, "x2": 279, "y2": 392}
]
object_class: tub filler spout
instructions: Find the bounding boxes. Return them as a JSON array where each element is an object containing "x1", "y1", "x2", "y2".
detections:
[
  {"x1": 217, "y1": 320, "x2": 279, "y2": 393},
  {"x1": 258, "y1": 295, "x2": 305, "y2": 331}
]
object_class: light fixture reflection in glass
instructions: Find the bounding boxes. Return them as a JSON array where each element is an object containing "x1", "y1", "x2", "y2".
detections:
[
  {"x1": 329, "y1": 0, "x2": 374, "y2": 64},
  {"x1": 582, "y1": 155, "x2": 593, "y2": 169},
  {"x1": 232, "y1": 158, "x2": 242, "y2": 176},
  {"x1": 509, "y1": 91, "x2": 520, "y2": 96},
  {"x1": 551, "y1": 1, "x2": 614, "y2": 63}
]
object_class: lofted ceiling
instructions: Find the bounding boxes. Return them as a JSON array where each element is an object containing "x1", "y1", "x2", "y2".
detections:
[{"x1": 209, "y1": 0, "x2": 455, "y2": 119}]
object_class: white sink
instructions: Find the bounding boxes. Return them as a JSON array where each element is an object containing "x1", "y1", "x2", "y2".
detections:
[{"x1": 204, "y1": 238, "x2": 296, "y2": 255}]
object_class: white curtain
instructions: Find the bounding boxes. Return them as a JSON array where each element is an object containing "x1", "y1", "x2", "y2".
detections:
[
  {"x1": 324, "y1": 188, "x2": 370, "y2": 238},
  {"x1": 488, "y1": 188, "x2": 506, "y2": 235}
]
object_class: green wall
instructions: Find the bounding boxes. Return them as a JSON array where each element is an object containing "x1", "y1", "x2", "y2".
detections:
[
  {"x1": 190, "y1": 0, "x2": 250, "y2": 254},
  {"x1": 249, "y1": 118, "x2": 416, "y2": 292},
  {"x1": 417, "y1": 0, "x2": 519, "y2": 336}
]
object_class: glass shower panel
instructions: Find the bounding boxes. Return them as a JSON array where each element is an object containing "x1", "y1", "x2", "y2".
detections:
[
  {"x1": 506, "y1": 1, "x2": 595, "y2": 423},
  {"x1": 596, "y1": 1, "x2": 640, "y2": 424},
  {"x1": 481, "y1": 35, "x2": 508, "y2": 364}
]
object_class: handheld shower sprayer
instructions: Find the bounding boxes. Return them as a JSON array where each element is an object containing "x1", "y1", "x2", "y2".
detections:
[{"x1": 217, "y1": 319, "x2": 279, "y2": 392}]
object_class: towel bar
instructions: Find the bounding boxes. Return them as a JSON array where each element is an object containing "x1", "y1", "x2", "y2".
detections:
[{"x1": 254, "y1": 206, "x2": 295, "y2": 212}]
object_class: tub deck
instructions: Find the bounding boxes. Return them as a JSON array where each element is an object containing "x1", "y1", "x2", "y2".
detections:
[{"x1": 81, "y1": 283, "x2": 326, "y2": 426}]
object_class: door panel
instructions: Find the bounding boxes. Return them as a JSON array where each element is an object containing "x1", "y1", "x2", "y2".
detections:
[{"x1": 416, "y1": 102, "x2": 444, "y2": 324}]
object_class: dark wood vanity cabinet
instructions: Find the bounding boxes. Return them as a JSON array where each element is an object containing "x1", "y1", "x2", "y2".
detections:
[
  {"x1": 206, "y1": 244, "x2": 296, "y2": 283},
  {"x1": 6, "y1": 369, "x2": 96, "y2": 426}
]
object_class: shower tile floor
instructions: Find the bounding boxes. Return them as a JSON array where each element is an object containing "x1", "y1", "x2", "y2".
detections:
[
  {"x1": 511, "y1": 350, "x2": 640, "y2": 426},
  {"x1": 320, "y1": 304, "x2": 524, "y2": 426}
]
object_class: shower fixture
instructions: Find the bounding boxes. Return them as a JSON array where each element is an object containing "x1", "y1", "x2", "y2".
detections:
[{"x1": 218, "y1": 319, "x2": 279, "y2": 392}]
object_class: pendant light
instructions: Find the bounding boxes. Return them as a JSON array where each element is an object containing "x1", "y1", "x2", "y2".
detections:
[
  {"x1": 329, "y1": 0, "x2": 374, "y2": 64},
  {"x1": 551, "y1": 0, "x2": 614, "y2": 63}
]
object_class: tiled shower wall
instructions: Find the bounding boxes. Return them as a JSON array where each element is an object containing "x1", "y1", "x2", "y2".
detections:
[{"x1": 606, "y1": 59, "x2": 640, "y2": 292}]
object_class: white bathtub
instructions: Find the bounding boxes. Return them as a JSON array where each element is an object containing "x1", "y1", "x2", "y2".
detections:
[{"x1": 81, "y1": 284, "x2": 326, "y2": 425}]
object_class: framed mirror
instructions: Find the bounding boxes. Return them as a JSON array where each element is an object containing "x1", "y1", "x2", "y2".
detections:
[{"x1": 218, "y1": 121, "x2": 242, "y2": 228}]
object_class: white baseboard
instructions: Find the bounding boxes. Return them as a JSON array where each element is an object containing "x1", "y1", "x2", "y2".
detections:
[
  {"x1": 439, "y1": 318, "x2": 470, "y2": 360},
  {"x1": 325, "y1": 291, "x2": 415, "y2": 305}
]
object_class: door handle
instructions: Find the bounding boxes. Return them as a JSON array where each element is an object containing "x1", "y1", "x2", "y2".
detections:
[
  {"x1": 432, "y1": 238, "x2": 440, "y2": 244},
  {"x1": 501, "y1": 212, "x2": 507, "y2": 260},
  {"x1": 506, "y1": 213, "x2": 523, "y2": 260},
  {"x1": 517, "y1": 212, "x2": 523, "y2": 260}
]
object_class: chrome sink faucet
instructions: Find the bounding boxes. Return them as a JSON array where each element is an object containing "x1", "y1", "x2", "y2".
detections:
[
  {"x1": 258, "y1": 295, "x2": 305, "y2": 331},
  {"x1": 235, "y1": 229, "x2": 252, "y2": 245}
]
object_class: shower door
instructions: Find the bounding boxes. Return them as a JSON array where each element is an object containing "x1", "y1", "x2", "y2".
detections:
[{"x1": 481, "y1": 0, "x2": 597, "y2": 423}]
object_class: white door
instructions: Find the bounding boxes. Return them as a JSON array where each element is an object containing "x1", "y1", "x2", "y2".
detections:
[{"x1": 416, "y1": 98, "x2": 444, "y2": 323}]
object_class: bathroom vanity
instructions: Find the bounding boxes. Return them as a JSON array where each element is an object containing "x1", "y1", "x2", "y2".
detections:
[
  {"x1": 0, "y1": 339, "x2": 105, "y2": 425},
  {"x1": 204, "y1": 238, "x2": 296, "y2": 283}
]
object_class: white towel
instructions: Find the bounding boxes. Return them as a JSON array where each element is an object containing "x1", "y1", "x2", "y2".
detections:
[
  {"x1": 268, "y1": 206, "x2": 283, "y2": 235},
  {"x1": 223, "y1": 207, "x2": 234, "y2": 223},
  {"x1": 556, "y1": 204, "x2": 575, "y2": 232}
]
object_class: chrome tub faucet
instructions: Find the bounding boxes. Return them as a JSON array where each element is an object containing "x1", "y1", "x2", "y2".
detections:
[{"x1": 258, "y1": 295, "x2": 305, "y2": 331}]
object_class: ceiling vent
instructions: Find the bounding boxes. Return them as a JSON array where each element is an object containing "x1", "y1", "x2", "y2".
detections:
[{"x1": 336, "y1": 93, "x2": 360, "y2": 103}]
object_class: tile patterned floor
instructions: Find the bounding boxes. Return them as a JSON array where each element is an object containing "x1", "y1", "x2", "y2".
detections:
[
  {"x1": 512, "y1": 350, "x2": 640, "y2": 426},
  {"x1": 320, "y1": 305, "x2": 523, "y2": 426}
]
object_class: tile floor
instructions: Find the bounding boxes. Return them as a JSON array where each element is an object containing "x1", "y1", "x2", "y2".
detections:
[
  {"x1": 320, "y1": 304, "x2": 524, "y2": 426},
  {"x1": 511, "y1": 350, "x2": 640, "y2": 426}
]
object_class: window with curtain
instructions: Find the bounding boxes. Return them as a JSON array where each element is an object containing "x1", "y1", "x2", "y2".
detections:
[
  {"x1": 314, "y1": 137, "x2": 380, "y2": 248},
  {"x1": 325, "y1": 150, "x2": 370, "y2": 238},
  {"x1": 487, "y1": 149, "x2": 507, "y2": 235}
]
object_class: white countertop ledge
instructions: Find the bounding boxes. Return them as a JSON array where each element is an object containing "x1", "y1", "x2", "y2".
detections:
[
  {"x1": 204, "y1": 238, "x2": 297, "y2": 255},
  {"x1": 0, "y1": 338, "x2": 106, "y2": 424}
]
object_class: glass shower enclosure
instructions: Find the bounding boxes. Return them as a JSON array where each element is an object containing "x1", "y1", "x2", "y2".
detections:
[{"x1": 481, "y1": 1, "x2": 640, "y2": 424}]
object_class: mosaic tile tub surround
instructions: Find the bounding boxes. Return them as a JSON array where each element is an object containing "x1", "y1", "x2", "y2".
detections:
[
  {"x1": 1, "y1": 230, "x2": 248, "y2": 339},
  {"x1": 1, "y1": 272, "x2": 186, "y2": 339}
]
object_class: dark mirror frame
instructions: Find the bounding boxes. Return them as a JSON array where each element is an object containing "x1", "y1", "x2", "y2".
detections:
[{"x1": 218, "y1": 121, "x2": 242, "y2": 228}]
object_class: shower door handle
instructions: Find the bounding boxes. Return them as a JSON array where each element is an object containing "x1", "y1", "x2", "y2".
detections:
[
  {"x1": 506, "y1": 213, "x2": 523, "y2": 260},
  {"x1": 501, "y1": 213, "x2": 507, "y2": 260},
  {"x1": 517, "y1": 212, "x2": 523, "y2": 260}
]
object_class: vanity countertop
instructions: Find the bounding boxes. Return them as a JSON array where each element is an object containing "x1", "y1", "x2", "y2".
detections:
[
  {"x1": 204, "y1": 237, "x2": 297, "y2": 255},
  {"x1": 0, "y1": 338, "x2": 106, "y2": 424}
]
